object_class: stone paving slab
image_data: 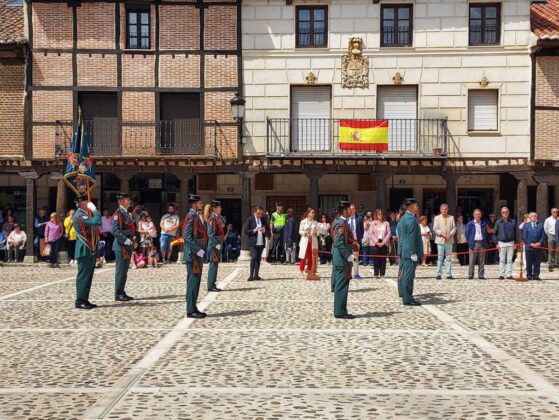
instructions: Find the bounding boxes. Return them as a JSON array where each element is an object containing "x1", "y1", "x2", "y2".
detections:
[
  {"x1": 138, "y1": 330, "x2": 533, "y2": 391},
  {"x1": 106, "y1": 391, "x2": 559, "y2": 419},
  {"x1": 482, "y1": 333, "x2": 559, "y2": 388},
  {"x1": 191, "y1": 300, "x2": 446, "y2": 330},
  {"x1": 0, "y1": 301, "x2": 186, "y2": 329},
  {"x1": 442, "y1": 302, "x2": 559, "y2": 332},
  {"x1": 0, "y1": 265, "x2": 76, "y2": 283},
  {"x1": 0, "y1": 331, "x2": 164, "y2": 388},
  {"x1": 0, "y1": 393, "x2": 102, "y2": 419}
]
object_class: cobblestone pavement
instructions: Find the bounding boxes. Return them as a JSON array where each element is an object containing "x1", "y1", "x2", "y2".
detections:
[{"x1": 1, "y1": 260, "x2": 559, "y2": 419}]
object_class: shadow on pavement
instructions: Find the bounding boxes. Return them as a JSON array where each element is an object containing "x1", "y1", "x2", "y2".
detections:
[
  {"x1": 134, "y1": 295, "x2": 183, "y2": 301},
  {"x1": 414, "y1": 292, "x2": 456, "y2": 305},
  {"x1": 206, "y1": 309, "x2": 263, "y2": 318},
  {"x1": 354, "y1": 311, "x2": 400, "y2": 319},
  {"x1": 222, "y1": 287, "x2": 263, "y2": 292},
  {"x1": 352, "y1": 287, "x2": 381, "y2": 293}
]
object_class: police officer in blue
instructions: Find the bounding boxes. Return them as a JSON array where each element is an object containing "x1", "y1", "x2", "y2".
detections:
[
  {"x1": 183, "y1": 194, "x2": 207, "y2": 318},
  {"x1": 110, "y1": 192, "x2": 135, "y2": 302}
]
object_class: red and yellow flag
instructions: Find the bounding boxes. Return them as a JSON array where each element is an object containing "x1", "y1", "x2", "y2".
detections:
[{"x1": 339, "y1": 120, "x2": 389, "y2": 151}]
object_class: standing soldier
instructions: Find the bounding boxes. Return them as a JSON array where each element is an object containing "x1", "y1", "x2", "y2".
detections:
[
  {"x1": 73, "y1": 196, "x2": 101, "y2": 310},
  {"x1": 207, "y1": 200, "x2": 225, "y2": 292},
  {"x1": 183, "y1": 194, "x2": 207, "y2": 318},
  {"x1": 397, "y1": 198, "x2": 423, "y2": 306},
  {"x1": 111, "y1": 192, "x2": 135, "y2": 302},
  {"x1": 331, "y1": 201, "x2": 356, "y2": 319}
]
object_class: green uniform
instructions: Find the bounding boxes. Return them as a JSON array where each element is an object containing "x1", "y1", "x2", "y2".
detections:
[
  {"x1": 331, "y1": 217, "x2": 353, "y2": 317},
  {"x1": 110, "y1": 206, "x2": 135, "y2": 297},
  {"x1": 73, "y1": 208, "x2": 101, "y2": 303},
  {"x1": 183, "y1": 208, "x2": 207, "y2": 314},
  {"x1": 207, "y1": 213, "x2": 225, "y2": 290},
  {"x1": 396, "y1": 211, "x2": 424, "y2": 304}
]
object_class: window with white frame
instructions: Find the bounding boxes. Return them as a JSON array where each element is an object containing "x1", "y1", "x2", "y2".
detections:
[{"x1": 468, "y1": 90, "x2": 498, "y2": 131}]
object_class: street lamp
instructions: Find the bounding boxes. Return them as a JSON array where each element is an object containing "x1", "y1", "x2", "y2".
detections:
[{"x1": 230, "y1": 92, "x2": 246, "y2": 121}]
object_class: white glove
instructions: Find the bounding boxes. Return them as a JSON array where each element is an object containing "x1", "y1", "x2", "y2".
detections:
[
  {"x1": 197, "y1": 249, "x2": 205, "y2": 258},
  {"x1": 347, "y1": 255, "x2": 356, "y2": 262},
  {"x1": 215, "y1": 244, "x2": 221, "y2": 250},
  {"x1": 124, "y1": 239, "x2": 132, "y2": 246},
  {"x1": 411, "y1": 254, "x2": 418, "y2": 262},
  {"x1": 87, "y1": 202, "x2": 97, "y2": 212}
]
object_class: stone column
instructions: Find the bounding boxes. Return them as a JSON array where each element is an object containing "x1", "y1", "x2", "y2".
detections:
[
  {"x1": 305, "y1": 172, "x2": 321, "y2": 210},
  {"x1": 19, "y1": 171, "x2": 40, "y2": 262},
  {"x1": 512, "y1": 173, "x2": 529, "y2": 244},
  {"x1": 445, "y1": 172, "x2": 461, "y2": 217},
  {"x1": 117, "y1": 171, "x2": 134, "y2": 194},
  {"x1": 535, "y1": 177, "x2": 549, "y2": 222},
  {"x1": 239, "y1": 171, "x2": 256, "y2": 259},
  {"x1": 177, "y1": 172, "x2": 194, "y2": 216},
  {"x1": 375, "y1": 172, "x2": 388, "y2": 211},
  {"x1": 50, "y1": 173, "x2": 67, "y2": 217}
]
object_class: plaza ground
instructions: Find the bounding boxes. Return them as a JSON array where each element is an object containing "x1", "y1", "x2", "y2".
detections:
[{"x1": 1, "y1": 260, "x2": 559, "y2": 419}]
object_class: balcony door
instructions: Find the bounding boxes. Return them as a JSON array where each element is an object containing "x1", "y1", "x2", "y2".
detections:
[
  {"x1": 377, "y1": 86, "x2": 417, "y2": 152},
  {"x1": 159, "y1": 93, "x2": 201, "y2": 154},
  {"x1": 291, "y1": 86, "x2": 331, "y2": 153},
  {"x1": 78, "y1": 92, "x2": 119, "y2": 156}
]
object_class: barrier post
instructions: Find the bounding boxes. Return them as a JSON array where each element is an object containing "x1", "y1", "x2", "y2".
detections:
[{"x1": 515, "y1": 243, "x2": 528, "y2": 282}]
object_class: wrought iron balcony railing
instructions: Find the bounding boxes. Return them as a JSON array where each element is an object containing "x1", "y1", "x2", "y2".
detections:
[
  {"x1": 266, "y1": 118, "x2": 448, "y2": 158},
  {"x1": 54, "y1": 119, "x2": 219, "y2": 158}
]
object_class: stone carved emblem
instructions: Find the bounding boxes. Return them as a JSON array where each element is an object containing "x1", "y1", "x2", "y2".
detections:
[{"x1": 342, "y1": 37, "x2": 369, "y2": 89}]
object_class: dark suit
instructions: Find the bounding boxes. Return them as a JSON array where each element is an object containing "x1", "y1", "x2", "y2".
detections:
[
  {"x1": 522, "y1": 222, "x2": 546, "y2": 279},
  {"x1": 244, "y1": 215, "x2": 270, "y2": 279}
]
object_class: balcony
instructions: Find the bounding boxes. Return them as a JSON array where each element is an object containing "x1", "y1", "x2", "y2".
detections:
[
  {"x1": 266, "y1": 118, "x2": 448, "y2": 159},
  {"x1": 54, "y1": 119, "x2": 223, "y2": 159}
]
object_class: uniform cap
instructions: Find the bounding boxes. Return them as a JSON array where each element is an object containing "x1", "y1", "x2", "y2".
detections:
[
  {"x1": 188, "y1": 194, "x2": 201, "y2": 203},
  {"x1": 337, "y1": 200, "x2": 351, "y2": 211},
  {"x1": 402, "y1": 198, "x2": 418, "y2": 207},
  {"x1": 211, "y1": 200, "x2": 222, "y2": 207},
  {"x1": 116, "y1": 192, "x2": 130, "y2": 199},
  {"x1": 74, "y1": 195, "x2": 87, "y2": 205}
]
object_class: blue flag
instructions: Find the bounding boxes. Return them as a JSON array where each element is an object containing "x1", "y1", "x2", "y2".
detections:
[{"x1": 63, "y1": 117, "x2": 97, "y2": 196}]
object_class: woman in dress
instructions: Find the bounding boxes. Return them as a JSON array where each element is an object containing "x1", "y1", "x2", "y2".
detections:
[
  {"x1": 317, "y1": 214, "x2": 331, "y2": 265},
  {"x1": 298, "y1": 208, "x2": 318, "y2": 278},
  {"x1": 420, "y1": 215, "x2": 431, "y2": 267},
  {"x1": 369, "y1": 209, "x2": 391, "y2": 278}
]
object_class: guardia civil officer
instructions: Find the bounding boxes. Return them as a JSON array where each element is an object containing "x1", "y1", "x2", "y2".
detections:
[
  {"x1": 397, "y1": 198, "x2": 423, "y2": 306},
  {"x1": 207, "y1": 200, "x2": 225, "y2": 292},
  {"x1": 183, "y1": 194, "x2": 207, "y2": 318},
  {"x1": 111, "y1": 192, "x2": 135, "y2": 302},
  {"x1": 73, "y1": 195, "x2": 101, "y2": 310},
  {"x1": 331, "y1": 201, "x2": 356, "y2": 319}
]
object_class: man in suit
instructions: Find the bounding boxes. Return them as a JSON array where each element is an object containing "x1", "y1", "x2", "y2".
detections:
[
  {"x1": 111, "y1": 192, "x2": 135, "y2": 302},
  {"x1": 522, "y1": 212, "x2": 546, "y2": 280},
  {"x1": 73, "y1": 195, "x2": 101, "y2": 310},
  {"x1": 183, "y1": 194, "x2": 207, "y2": 318},
  {"x1": 432, "y1": 203, "x2": 456, "y2": 280},
  {"x1": 465, "y1": 209, "x2": 488, "y2": 280},
  {"x1": 331, "y1": 201, "x2": 355, "y2": 319},
  {"x1": 347, "y1": 203, "x2": 364, "y2": 279},
  {"x1": 244, "y1": 206, "x2": 270, "y2": 281},
  {"x1": 397, "y1": 198, "x2": 423, "y2": 306}
]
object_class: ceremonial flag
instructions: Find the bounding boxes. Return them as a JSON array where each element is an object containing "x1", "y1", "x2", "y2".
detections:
[
  {"x1": 63, "y1": 116, "x2": 97, "y2": 196},
  {"x1": 339, "y1": 119, "x2": 389, "y2": 151}
]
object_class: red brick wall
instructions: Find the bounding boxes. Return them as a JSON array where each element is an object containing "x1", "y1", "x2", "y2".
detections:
[
  {"x1": 0, "y1": 59, "x2": 25, "y2": 157},
  {"x1": 535, "y1": 56, "x2": 559, "y2": 161},
  {"x1": 204, "y1": 6, "x2": 237, "y2": 50},
  {"x1": 205, "y1": 91, "x2": 234, "y2": 123},
  {"x1": 159, "y1": 55, "x2": 200, "y2": 88},
  {"x1": 32, "y1": 54, "x2": 73, "y2": 86},
  {"x1": 77, "y1": 54, "x2": 117, "y2": 86},
  {"x1": 122, "y1": 55, "x2": 155, "y2": 87},
  {"x1": 205, "y1": 55, "x2": 237, "y2": 88},
  {"x1": 32, "y1": 3, "x2": 73, "y2": 49},
  {"x1": 77, "y1": 2, "x2": 115, "y2": 49},
  {"x1": 159, "y1": 5, "x2": 199, "y2": 50},
  {"x1": 32, "y1": 91, "x2": 73, "y2": 123}
]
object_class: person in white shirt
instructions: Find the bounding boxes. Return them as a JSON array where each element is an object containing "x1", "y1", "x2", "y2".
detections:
[
  {"x1": 298, "y1": 208, "x2": 318, "y2": 278},
  {"x1": 160, "y1": 204, "x2": 180, "y2": 264},
  {"x1": 432, "y1": 204, "x2": 456, "y2": 280},
  {"x1": 100, "y1": 208, "x2": 115, "y2": 261},
  {"x1": 544, "y1": 208, "x2": 558, "y2": 272},
  {"x1": 7, "y1": 224, "x2": 27, "y2": 262}
]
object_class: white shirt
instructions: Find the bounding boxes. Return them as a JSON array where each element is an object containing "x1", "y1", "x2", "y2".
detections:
[
  {"x1": 544, "y1": 216, "x2": 557, "y2": 236},
  {"x1": 256, "y1": 217, "x2": 264, "y2": 246},
  {"x1": 474, "y1": 221, "x2": 483, "y2": 240}
]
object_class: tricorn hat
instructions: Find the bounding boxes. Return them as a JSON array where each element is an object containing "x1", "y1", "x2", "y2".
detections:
[
  {"x1": 211, "y1": 200, "x2": 222, "y2": 207},
  {"x1": 188, "y1": 194, "x2": 201, "y2": 203},
  {"x1": 116, "y1": 192, "x2": 130, "y2": 199},
  {"x1": 74, "y1": 195, "x2": 87, "y2": 205},
  {"x1": 402, "y1": 198, "x2": 418, "y2": 207},
  {"x1": 337, "y1": 200, "x2": 351, "y2": 211}
]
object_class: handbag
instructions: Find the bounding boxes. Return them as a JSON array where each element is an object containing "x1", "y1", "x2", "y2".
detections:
[{"x1": 42, "y1": 243, "x2": 51, "y2": 257}]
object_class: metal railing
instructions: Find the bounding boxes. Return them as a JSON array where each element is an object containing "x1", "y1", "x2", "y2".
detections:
[
  {"x1": 266, "y1": 118, "x2": 448, "y2": 158},
  {"x1": 54, "y1": 119, "x2": 219, "y2": 158}
]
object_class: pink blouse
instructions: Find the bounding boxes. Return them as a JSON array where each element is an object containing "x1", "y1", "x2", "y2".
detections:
[{"x1": 364, "y1": 220, "x2": 391, "y2": 248}]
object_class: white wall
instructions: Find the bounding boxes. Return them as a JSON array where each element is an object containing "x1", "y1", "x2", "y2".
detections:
[{"x1": 242, "y1": 0, "x2": 532, "y2": 158}]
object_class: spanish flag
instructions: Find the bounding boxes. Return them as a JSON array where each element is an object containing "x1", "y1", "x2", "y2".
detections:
[{"x1": 339, "y1": 120, "x2": 389, "y2": 151}]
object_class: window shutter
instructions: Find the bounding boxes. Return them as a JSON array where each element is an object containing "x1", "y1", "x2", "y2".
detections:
[
  {"x1": 468, "y1": 90, "x2": 498, "y2": 131},
  {"x1": 291, "y1": 86, "x2": 331, "y2": 152}
]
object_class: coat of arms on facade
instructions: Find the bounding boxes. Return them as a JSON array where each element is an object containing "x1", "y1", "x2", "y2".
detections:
[{"x1": 342, "y1": 37, "x2": 369, "y2": 89}]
